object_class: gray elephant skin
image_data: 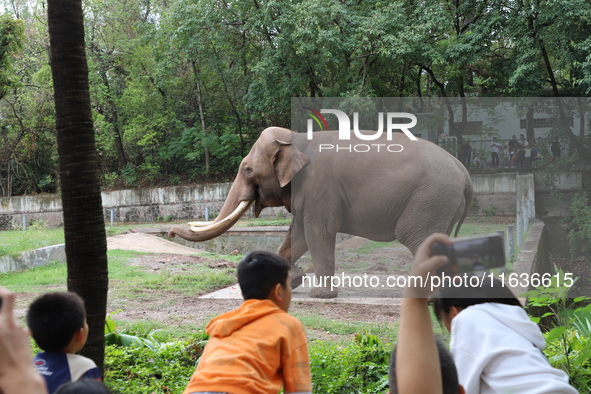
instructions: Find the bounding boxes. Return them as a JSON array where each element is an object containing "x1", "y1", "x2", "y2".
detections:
[{"x1": 169, "y1": 127, "x2": 473, "y2": 298}]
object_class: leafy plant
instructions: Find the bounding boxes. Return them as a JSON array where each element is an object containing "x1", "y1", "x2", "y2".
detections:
[
  {"x1": 566, "y1": 193, "x2": 591, "y2": 257},
  {"x1": 103, "y1": 314, "x2": 209, "y2": 393},
  {"x1": 28, "y1": 220, "x2": 49, "y2": 230},
  {"x1": 484, "y1": 205, "x2": 497, "y2": 216},
  {"x1": 309, "y1": 334, "x2": 390, "y2": 393},
  {"x1": 104, "y1": 335, "x2": 208, "y2": 394},
  {"x1": 104, "y1": 312, "x2": 167, "y2": 350},
  {"x1": 524, "y1": 268, "x2": 591, "y2": 391}
]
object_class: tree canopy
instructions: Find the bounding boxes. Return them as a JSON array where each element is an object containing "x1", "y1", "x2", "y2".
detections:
[{"x1": 0, "y1": 0, "x2": 590, "y2": 195}]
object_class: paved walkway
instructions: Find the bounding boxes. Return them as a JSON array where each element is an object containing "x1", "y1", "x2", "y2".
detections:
[{"x1": 107, "y1": 232, "x2": 207, "y2": 254}]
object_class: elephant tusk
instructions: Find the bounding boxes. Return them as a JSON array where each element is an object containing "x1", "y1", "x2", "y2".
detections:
[
  {"x1": 189, "y1": 200, "x2": 252, "y2": 233},
  {"x1": 187, "y1": 221, "x2": 215, "y2": 227}
]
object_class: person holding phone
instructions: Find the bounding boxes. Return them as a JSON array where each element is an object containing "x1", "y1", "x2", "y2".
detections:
[
  {"x1": 0, "y1": 287, "x2": 47, "y2": 394},
  {"x1": 395, "y1": 233, "x2": 452, "y2": 394},
  {"x1": 432, "y1": 280, "x2": 577, "y2": 394}
]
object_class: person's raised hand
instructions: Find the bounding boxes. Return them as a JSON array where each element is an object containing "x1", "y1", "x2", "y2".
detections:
[
  {"x1": 406, "y1": 233, "x2": 451, "y2": 298},
  {"x1": 0, "y1": 287, "x2": 47, "y2": 394}
]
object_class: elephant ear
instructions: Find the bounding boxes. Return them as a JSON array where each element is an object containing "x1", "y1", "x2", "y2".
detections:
[{"x1": 274, "y1": 139, "x2": 308, "y2": 188}]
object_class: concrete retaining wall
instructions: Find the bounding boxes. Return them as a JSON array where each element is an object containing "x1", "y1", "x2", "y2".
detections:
[
  {"x1": 0, "y1": 172, "x2": 582, "y2": 230},
  {"x1": 509, "y1": 222, "x2": 549, "y2": 297},
  {"x1": 470, "y1": 172, "x2": 581, "y2": 216},
  {"x1": 0, "y1": 244, "x2": 66, "y2": 273},
  {"x1": 0, "y1": 184, "x2": 288, "y2": 230}
]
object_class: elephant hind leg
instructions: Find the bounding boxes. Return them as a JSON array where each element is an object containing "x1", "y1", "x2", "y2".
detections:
[{"x1": 395, "y1": 203, "x2": 457, "y2": 256}]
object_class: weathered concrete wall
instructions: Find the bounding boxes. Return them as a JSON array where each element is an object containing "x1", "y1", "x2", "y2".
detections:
[
  {"x1": 534, "y1": 172, "x2": 583, "y2": 218},
  {"x1": 0, "y1": 244, "x2": 65, "y2": 273},
  {"x1": 509, "y1": 222, "x2": 549, "y2": 297},
  {"x1": 0, "y1": 184, "x2": 289, "y2": 230},
  {"x1": 470, "y1": 173, "x2": 517, "y2": 215},
  {"x1": 0, "y1": 172, "x2": 582, "y2": 229},
  {"x1": 470, "y1": 172, "x2": 581, "y2": 216},
  {"x1": 516, "y1": 174, "x2": 536, "y2": 219}
]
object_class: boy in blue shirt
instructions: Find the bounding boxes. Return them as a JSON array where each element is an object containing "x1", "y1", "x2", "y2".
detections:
[{"x1": 26, "y1": 292, "x2": 101, "y2": 394}]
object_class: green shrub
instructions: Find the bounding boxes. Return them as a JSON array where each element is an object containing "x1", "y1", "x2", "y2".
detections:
[
  {"x1": 567, "y1": 193, "x2": 591, "y2": 257},
  {"x1": 484, "y1": 205, "x2": 497, "y2": 216},
  {"x1": 525, "y1": 269, "x2": 591, "y2": 392},
  {"x1": 104, "y1": 337, "x2": 206, "y2": 394},
  {"x1": 309, "y1": 334, "x2": 390, "y2": 393}
]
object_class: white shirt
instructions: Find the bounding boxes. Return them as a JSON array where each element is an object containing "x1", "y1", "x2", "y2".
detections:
[{"x1": 450, "y1": 303, "x2": 577, "y2": 394}]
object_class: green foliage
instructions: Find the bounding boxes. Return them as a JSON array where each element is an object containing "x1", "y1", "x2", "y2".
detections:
[
  {"x1": 0, "y1": 228, "x2": 64, "y2": 256},
  {"x1": 103, "y1": 310, "x2": 209, "y2": 394},
  {"x1": 100, "y1": 328, "x2": 394, "y2": 394},
  {"x1": 309, "y1": 334, "x2": 390, "y2": 393},
  {"x1": 484, "y1": 205, "x2": 497, "y2": 216},
  {"x1": 566, "y1": 193, "x2": 591, "y2": 257},
  {"x1": 245, "y1": 218, "x2": 292, "y2": 227},
  {"x1": 0, "y1": 14, "x2": 24, "y2": 98},
  {"x1": 0, "y1": 0, "x2": 590, "y2": 193},
  {"x1": 524, "y1": 268, "x2": 591, "y2": 391},
  {"x1": 105, "y1": 312, "x2": 170, "y2": 350},
  {"x1": 104, "y1": 335, "x2": 207, "y2": 394}
]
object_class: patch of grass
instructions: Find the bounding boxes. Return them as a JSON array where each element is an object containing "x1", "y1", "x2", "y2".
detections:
[
  {"x1": 454, "y1": 221, "x2": 509, "y2": 237},
  {"x1": 198, "y1": 252, "x2": 244, "y2": 263},
  {"x1": 293, "y1": 313, "x2": 399, "y2": 342},
  {"x1": 293, "y1": 307, "x2": 448, "y2": 345},
  {"x1": 3, "y1": 249, "x2": 237, "y2": 299},
  {"x1": 351, "y1": 240, "x2": 400, "y2": 255},
  {"x1": 242, "y1": 218, "x2": 291, "y2": 227},
  {"x1": 0, "y1": 229, "x2": 65, "y2": 256},
  {"x1": 106, "y1": 250, "x2": 237, "y2": 297},
  {"x1": 0, "y1": 261, "x2": 67, "y2": 292},
  {"x1": 139, "y1": 269, "x2": 236, "y2": 295}
]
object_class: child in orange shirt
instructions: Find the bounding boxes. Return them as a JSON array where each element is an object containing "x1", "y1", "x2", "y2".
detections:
[{"x1": 183, "y1": 251, "x2": 311, "y2": 394}]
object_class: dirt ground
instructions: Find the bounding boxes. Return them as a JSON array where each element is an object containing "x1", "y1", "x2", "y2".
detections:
[
  {"x1": 22, "y1": 215, "x2": 575, "y2": 333},
  {"x1": 103, "y1": 233, "x2": 403, "y2": 329}
]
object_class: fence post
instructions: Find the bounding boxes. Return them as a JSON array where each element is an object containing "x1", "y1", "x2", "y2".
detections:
[
  {"x1": 205, "y1": 207, "x2": 209, "y2": 221},
  {"x1": 516, "y1": 210, "x2": 523, "y2": 248},
  {"x1": 23, "y1": 215, "x2": 27, "y2": 231},
  {"x1": 496, "y1": 230, "x2": 505, "y2": 257},
  {"x1": 110, "y1": 209, "x2": 115, "y2": 226},
  {"x1": 507, "y1": 225, "x2": 515, "y2": 260}
]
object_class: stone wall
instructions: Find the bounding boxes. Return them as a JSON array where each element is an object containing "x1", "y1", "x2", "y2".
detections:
[
  {"x1": 0, "y1": 244, "x2": 65, "y2": 273},
  {"x1": 0, "y1": 184, "x2": 288, "y2": 230},
  {"x1": 0, "y1": 172, "x2": 582, "y2": 230},
  {"x1": 470, "y1": 172, "x2": 581, "y2": 217}
]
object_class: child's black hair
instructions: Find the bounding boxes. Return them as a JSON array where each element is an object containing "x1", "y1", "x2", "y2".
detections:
[
  {"x1": 237, "y1": 251, "x2": 290, "y2": 300},
  {"x1": 432, "y1": 278, "x2": 522, "y2": 323},
  {"x1": 26, "y1": 292, "x2": 86, "y2": 352}
]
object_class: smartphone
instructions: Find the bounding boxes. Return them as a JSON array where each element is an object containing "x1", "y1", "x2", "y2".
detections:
[{"x1": 432, "y1": 234, "x2": 505, "y2": 275}]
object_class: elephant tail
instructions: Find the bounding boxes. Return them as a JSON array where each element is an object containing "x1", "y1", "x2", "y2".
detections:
[{"x1": 454, "y1": 175, "x2": 474, "y2": 237}]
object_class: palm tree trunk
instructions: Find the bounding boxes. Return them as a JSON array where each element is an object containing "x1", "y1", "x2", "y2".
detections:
[{"x1": 47, "y1": 0, "x2": 109, "y2": 372}]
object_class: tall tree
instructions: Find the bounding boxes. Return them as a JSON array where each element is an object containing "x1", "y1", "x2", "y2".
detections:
[
  {"x1": 47, "y1": 0, "x2": 109, "y2": 370},
  {"x1": 0, "y1": 14, "x2": 24, "y2": 196}
]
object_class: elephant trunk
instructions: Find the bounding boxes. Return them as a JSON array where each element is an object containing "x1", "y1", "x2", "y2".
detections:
[{"x1": 168, "y1": 200, "x2": 253, "y2": 242}]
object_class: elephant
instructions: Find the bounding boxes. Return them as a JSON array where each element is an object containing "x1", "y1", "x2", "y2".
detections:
[{"x1": 169, "y1": 127, "x2": 473, "y2": 298}]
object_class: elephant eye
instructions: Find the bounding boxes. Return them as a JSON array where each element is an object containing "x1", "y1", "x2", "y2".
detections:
[{"x1": 243, "y1": 167, "x2": 253, "y2": 176}]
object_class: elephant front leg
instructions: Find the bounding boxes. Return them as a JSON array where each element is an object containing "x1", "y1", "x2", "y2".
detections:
[
  {"x1": 305, "y1": 230, "x2": 338, "y2": 299},
  {"x1": 278, "y1": 221, "x2": 308, "y2": 288}
]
